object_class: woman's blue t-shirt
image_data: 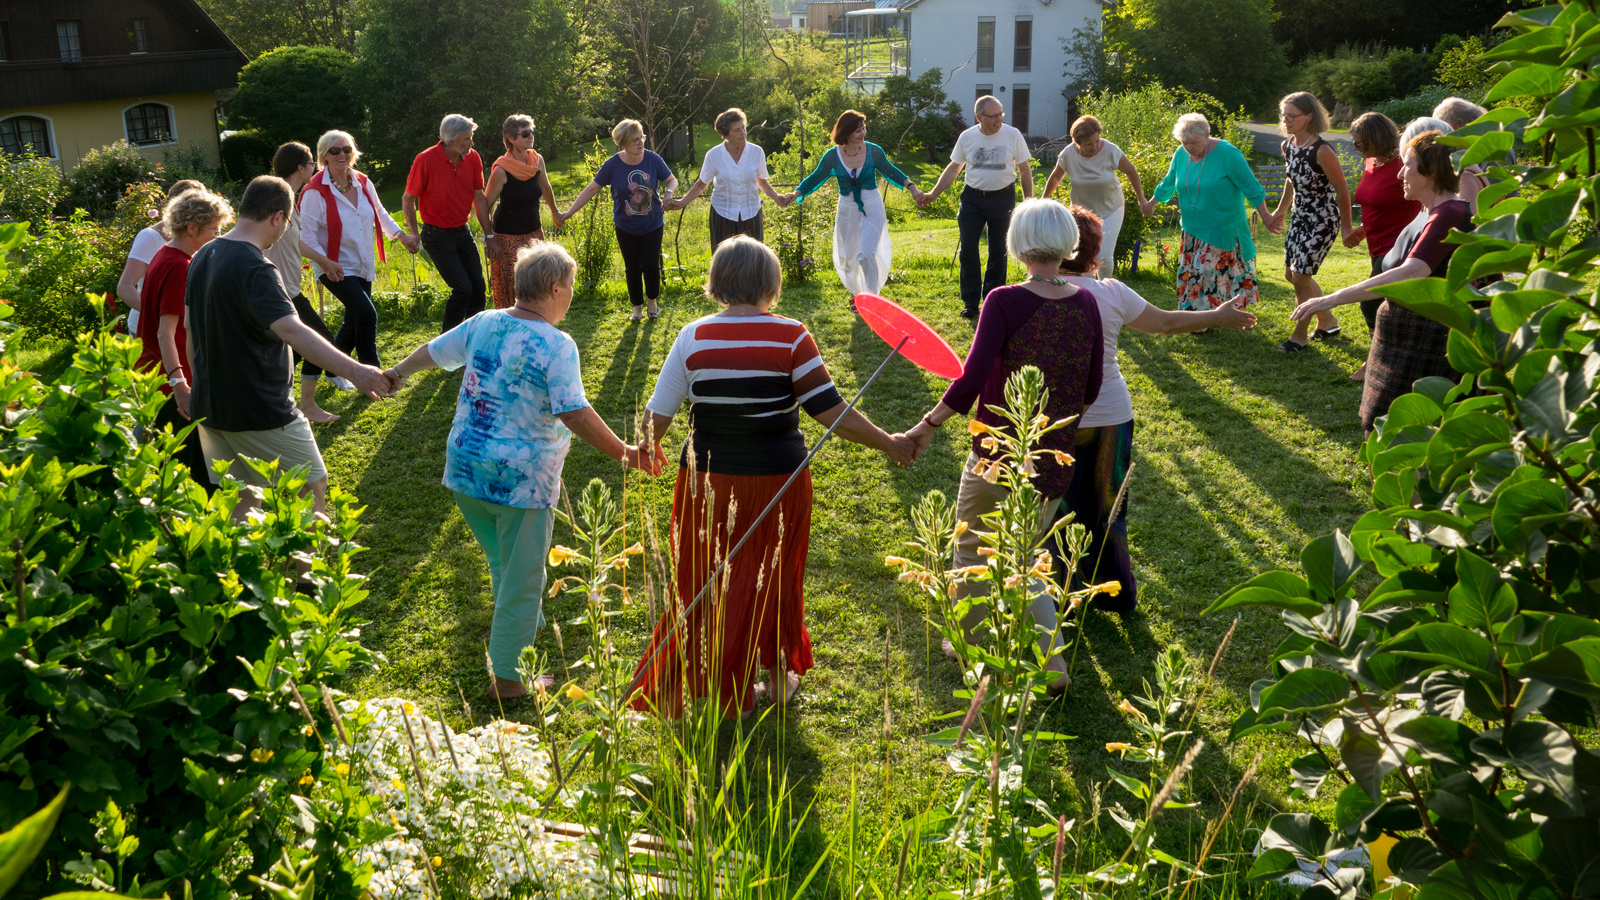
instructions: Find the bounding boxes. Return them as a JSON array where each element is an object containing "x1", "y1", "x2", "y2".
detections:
[{"x1": 595, "y1": 150, "x2": 672, "y2": 235}]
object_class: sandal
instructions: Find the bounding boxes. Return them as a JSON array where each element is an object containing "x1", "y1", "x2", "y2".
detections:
[
  {"x1": 1312, "y1": 326, "x2": 1343, "y2": 341},
  {"x1": 629, "y1": 308, "x2": 644, "y2": 323},
  {"x1": 1277, "y1": 338, "x2": 1308, "y2": 354}
]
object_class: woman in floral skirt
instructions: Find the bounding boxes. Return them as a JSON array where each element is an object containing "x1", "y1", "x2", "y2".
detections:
[{"x1": 1142, "y1": 114, "x2": 1279, "y2": 318}]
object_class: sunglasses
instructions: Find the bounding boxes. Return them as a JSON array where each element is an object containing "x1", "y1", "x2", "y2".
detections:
[
  {"x1": 326, "y1": 146, "x2": 353, "y2": 156},
  {"x1": 515, "y1": 129, "x2": 534, "y2": 138}
]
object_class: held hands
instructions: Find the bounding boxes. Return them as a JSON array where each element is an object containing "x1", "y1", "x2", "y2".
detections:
[
  {"x1": 348, "y1": 364, "x2": 397, "y2": 400},
  {"x1": 316, "y1": 257, "x2": 346, "y2": 282},
  {"x1": 903, "y1": 418, "x2": 939, "y2": 461},
  {"x1": 483, "y1": 234, "x2": 501, "y2": 254},
  {"x1": 1342, "y1": 225, "x2": 1365, "y2": 249},
  {"x1": 884, "y1": 434, "x2": 916, "y2": 467},
  {"x1": 399, "y1": 233, "x2": 421, "y2": 254},
  {"x1": 1264, "y1": 212, "x2": 1286, "y2": 236},
  {"x1": 774, "y1": 193, "x2": 793, "y2": 209},
  {"x1": 1289, "y1": 291, "x2": 1340, "y2": 323},
  {"x1": 173, "y1": 381, "x2": 192, "y2": 419},
  {"x1": 630, "y1": 441, "x2": 668, "y2": 476},
  {"x1": 1138, "y1": 197, "x2": 1157, "y2": 218}
]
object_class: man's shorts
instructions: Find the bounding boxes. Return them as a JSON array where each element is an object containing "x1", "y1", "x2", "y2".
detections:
[{"x1": 198, "y1": 416, "x2": 328, "y2": 486}]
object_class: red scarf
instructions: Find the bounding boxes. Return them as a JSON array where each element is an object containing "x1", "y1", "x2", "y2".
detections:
[{"x1": 300, "y1": 168, "x2": 387, "y2": 265}]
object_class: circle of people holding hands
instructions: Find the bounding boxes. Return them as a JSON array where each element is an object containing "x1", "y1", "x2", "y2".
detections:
[{"x1": 122, "y1": 90, "x2": 1487, "y2": 712}]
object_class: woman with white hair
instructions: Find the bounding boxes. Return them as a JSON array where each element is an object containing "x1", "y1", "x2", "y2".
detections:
[
  {"x1": 385, "y1": 243, "x2": 660, "y2": 700},
  {"x1": 1141, "y1": 113, "x2": 1278, "y2": 314},
  {"x1": 299, "y1": 130, "x2": 416, "y2": 377},
  {"x1": 904, "y1": 199, "x2": 1106, "y2": 693},
  {"x1": 561, "y1": 118, "x2": 678, "y2": 321}
]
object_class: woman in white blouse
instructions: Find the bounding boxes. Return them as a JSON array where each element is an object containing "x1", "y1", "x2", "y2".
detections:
[
  {"x1": 298, "y1": 129, "x2": 420, "y2": 370},
  {"x1": 1043, "y1": 116, "x2": 1148, "y2": 277},
  {"x1": 666, "y1": 108, "x2": 789, "y2": 248}
]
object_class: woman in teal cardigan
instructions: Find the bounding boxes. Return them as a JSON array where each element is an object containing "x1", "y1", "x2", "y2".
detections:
[
  {"x1": 784, "y1": 110, "x2": 927, "y2": 301},
  {"x1": 1140, "y1": 113, "x2": 1280, "y2": 314}
]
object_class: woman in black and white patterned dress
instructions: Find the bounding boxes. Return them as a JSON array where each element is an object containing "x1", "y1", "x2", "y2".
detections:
[{"x1": 1269, "y1": 92, "x2": 1352, "y2": 353}]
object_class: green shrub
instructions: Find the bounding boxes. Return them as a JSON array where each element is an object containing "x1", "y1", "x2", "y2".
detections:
[
  {"x1": 1371, "y1": 84, "x2": 1455, "y2": 126},
  {"x1": 1210, "y1": 5, "x2": 1600, "y2": 898},
  {"x1": 159, "y1": 142, "x2": 218, "y2": 190},
  {"x1": 1434, "y1": 34, "x2": 1495, "y2": 96},
  {"x1": 219, "y1": 130, "x2": 276, "y2": 182},
  {"x1": 2, "y1": 211, "x2": 121, "y2": 341},
  {"x1": 0, "y1": 154, "x2": 62, "y2": 226},
  {"x1": 1298, "y1": 45, "x2": 1441, "y2": 117},
  {"x1": 61, "y1": 141, "x2": 159, "y2": 221},
  {"x1": 228, "y1": 45, "x2": 365, "y2": 151},
  {"x1": 0, "y1": 322, "x2": 382, "y2": 897},
  {"x1": 767, "y1": 115, "x2": 835, "y2": 284}
]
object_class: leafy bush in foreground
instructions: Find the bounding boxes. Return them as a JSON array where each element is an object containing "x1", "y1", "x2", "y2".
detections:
[
  {"x1": 0, "y1": 312, "x2": 382, "y2": 897},
  {"x1": 1212, "y1": 4, "x2": 1600, "y2": 898}
]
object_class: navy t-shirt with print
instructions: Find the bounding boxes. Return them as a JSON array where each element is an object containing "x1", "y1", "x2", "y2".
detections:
[{"x1": 595, "y1": 150, "x2": 671, "y2": 235}]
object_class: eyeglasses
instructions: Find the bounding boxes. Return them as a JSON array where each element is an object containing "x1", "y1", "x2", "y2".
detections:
[
  {"x1": 326, "y1": 146, "x2": 353, "y2": 155},
  {"x1": 516, "y1": 129, "x2": 534, "y2": 138},
  {"x1": 1279, "y1": 112, "x2": 1306, "y2": 121},
  {"x1": 978, "y1": 111, "x2": 1003, "y2": 119}
]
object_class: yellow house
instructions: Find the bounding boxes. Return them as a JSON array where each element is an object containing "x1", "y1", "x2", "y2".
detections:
[{"x1": 0, "y1": 0, "x2": 247, "y2": 172}]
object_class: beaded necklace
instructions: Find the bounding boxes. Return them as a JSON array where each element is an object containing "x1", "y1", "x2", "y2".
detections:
[{"x1": 1026, "y1": 274, "x2": 1070, "y2": 285}]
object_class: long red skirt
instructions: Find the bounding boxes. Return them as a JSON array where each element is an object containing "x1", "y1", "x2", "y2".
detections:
[{"x1": 629, "y1": 468, "x2": 815, "y2": 718}]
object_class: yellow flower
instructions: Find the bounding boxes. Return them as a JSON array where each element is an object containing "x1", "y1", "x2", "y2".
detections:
[
  {"x1": 402, "y1": 701, "x2": 415, "y2": 717},
  {"x1": 566, "y1": 684, "x2": 587, "y2": 701},
  {"x1": 953, "y1": 520, "x2": 969, "y2": 537},
  {"x1": 1018, "y1": 456, "x2": 1037, "y2": 477},
  {"x1": 976, "y1": 546, "x2": 997, "y2": 557},
  {"x1": 1105, "y1": 742, "x2": 1134, "y2": 756},
  {"x1": 952, "y1": 565, "x2": 989, "y2": 577},
  {"x1": 298, "y1": 769, "x2": 314, "y2": 786},
  {"x1": 547, "y1": 545, "x2": 580, "y2": 566},
  {"x1": 391, "y1": 778, "x2": 405, "y2": 790},
  {"x1": 335, "y1": 763, "x2": 350, "y2": 777},
  {"x1": 1003, "y1": 574, "x2": 1025, "y2": 589},
  {"x1": 431, "y1": 856, "x2": 443, "y2": 868},
  {"x1": 981, "y1": 463, "x2": 1002, "y2": 484},
  {"x1": 1093, "y1": 581, "x2": 1122, "y2": 598},
  {"x1": 968, "y1": 419, "x2": 994, "y2": 436},
  {"x1": 623, "y1": 543, "x2": 645, "y2": 556},
  {"x1": 980, "y1": 436, "x2": 999, "y2": 452},
  {"x1": 250, "y1": 748, "x2": 274, "y2": 763},
  {"x1": 1045, "y1": 450, "x2": 1074, "y2": 466},
  {"x1": 884, "y1": 555, "x2": 912, "y2": 568}
]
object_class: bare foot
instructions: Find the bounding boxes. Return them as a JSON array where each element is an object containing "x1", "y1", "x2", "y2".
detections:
[
  {"x1": 1349, "y1": 362, "x2": 1367, "y2": 383},
  {"x1": 299, "y1": 402, "x2": 340, "y2": 424},
  {"x1": 488, "y1": 673, "x2": 552, "y2": 700},
  {"x1": 768, "y1": 666, "x2": 801, "y2": 705}
]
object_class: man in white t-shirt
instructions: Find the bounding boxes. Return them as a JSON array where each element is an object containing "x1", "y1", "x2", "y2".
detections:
[{"x1": 922, "y1": 96, "x2": 1034, "y2": 318}]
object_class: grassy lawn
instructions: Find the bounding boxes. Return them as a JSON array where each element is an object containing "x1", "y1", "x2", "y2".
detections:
[{"x1": 273, "y1": 198, "x2": 1379, "y2": 875}]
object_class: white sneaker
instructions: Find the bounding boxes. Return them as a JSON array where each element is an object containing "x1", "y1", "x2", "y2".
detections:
[{"x1": 330, "y1": 376, "x2": 356, "y2": 391}]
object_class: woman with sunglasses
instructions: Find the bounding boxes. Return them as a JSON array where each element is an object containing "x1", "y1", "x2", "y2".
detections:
[
  {"x1": 299, "y1": 130, "x2": 419, "y2": 378},
  {"x1": 484, "y1": 115, "x2": 562, "y2": 308}
]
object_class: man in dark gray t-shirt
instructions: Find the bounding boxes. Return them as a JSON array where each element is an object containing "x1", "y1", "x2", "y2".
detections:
[{"x1": 184, "y1": 176, "x2": 397, "y2": 519}]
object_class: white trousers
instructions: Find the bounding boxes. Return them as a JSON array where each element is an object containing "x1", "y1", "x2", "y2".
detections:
[
  {"x1": 1097, "y1": 205, "x2": 1124, "y2": 278},
  {"x1": 833, "y1": 188, "x2": 892, "y2": 296}
]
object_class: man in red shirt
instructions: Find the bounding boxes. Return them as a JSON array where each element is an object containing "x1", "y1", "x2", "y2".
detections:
[{"x1": 404, "y1": 113, "x2": 499, "y2": 332}]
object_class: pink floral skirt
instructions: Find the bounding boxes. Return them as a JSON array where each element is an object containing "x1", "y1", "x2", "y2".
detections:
[{"x1": 1175, "y1": 232, "x2": 1257, "y2": 311}]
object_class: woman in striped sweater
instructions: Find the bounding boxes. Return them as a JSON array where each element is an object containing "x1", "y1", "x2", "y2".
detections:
[{"x1": 629, "y1": 236, "x2": 915, "y2": 718}]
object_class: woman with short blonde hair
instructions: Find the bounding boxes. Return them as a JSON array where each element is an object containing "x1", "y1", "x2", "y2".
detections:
[
  {"x1": 629, "y1": 235, "x2": 911, "y2": 718},
  {"x1": 1142, "y1": 114, "x2": 1276, "y2": 314},
  {"x1": 484, "y1": 114, "x2": 560, "y2": 308},
  {"x1": 669, "y1": 107, "x2": 790, "y2": 250},
  {"x1": 385, "y1": 239, "x2": 656, "y2": 700},
  {"x1": 116, "y1": 178, "x2": 208, "y2": 333},
  {"x1": 1269, "y1": 90, "x2": 1352, "y2": 352},
  {"x1": 562, "y1": 118, "x2": 678, "y2": 320},
  {"x1": 1043, "y1": 114, "x2": 1148, "y2": 276}
]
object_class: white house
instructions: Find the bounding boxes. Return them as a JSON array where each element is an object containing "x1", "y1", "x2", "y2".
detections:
[{"x1": 860, "y1": 0, "x2": 1106, "y2": 141}]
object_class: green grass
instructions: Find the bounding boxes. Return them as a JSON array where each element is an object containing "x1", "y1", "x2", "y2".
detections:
[{"x1": 284, "y1": 203, "x2": 1379, "y2": 873}]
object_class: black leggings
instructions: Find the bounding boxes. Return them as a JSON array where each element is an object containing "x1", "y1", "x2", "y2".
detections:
[
  {"x1": 290, "y1": 293, "x2": 337, "y2": 380},
  {"x1": 615, "y1": 227, "x2": 663, "y2": 308},
  {"x1": 319, "y1": 275, "x2": 380, "y2": 367}
]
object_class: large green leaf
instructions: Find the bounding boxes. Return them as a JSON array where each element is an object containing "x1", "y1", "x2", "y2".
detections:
[
  {"x1": 1490, "y1": 721, "x2": 1580, "y2": 815},
  {"x1": 1206, "y1": 571, "x2": 1321, "y2": 617},
  {"x1": 0, "y1": 786, "x2": 68, "y2": 898},
  {"x1": 1488, "y1": 288, "x2": 1563, "y2": 331},
  {"x1": 1301, "y1": 531, "x2": 1361, "y2": 603},
  {"x1": 1449, "y1": 551, "x2": 1518, "y2": 634},
  {"x1": 1517, "y1": 182, "x2": 1584, "y2": 243},
  {"x1": 1256, "y1": 668, "x2": 1350, "y2": 719},
  {"x1": 1341, "y1": 728, "x2": 1404, "y2": 802},
  {"x1": 1508, "y1": 637, "x2": 1600, "y2": 698},
  {"x1": 1385, "y1": 837, "x2": 1451, "y2": 885},
  {"x1": 1260, "y1": 812, "x2": 1333, "y2": 861},
  {"x1": 1491, "y1": 478, "x2": 1570, "y2": 547},
  {"x1": 1482, "y1": 28, "x2": 1568, "y2": 68},
  {"x1": 1425, "y1": 414, "x2": 1513, "y2": 490},
  {"x1": 1247, "y1": 848, "x2": 1303, "y2": 882},
  {"x1": 1395, "y1": 715, "x2": 1477, "y2": 765},
  {"x1": 1372, "y1": 278, "x2": 1478, "y2": 334},
  {"x1": 1385, "y1": 622, "x2": 1501, "y2": 685},
  {"x1": 1486, "y1": 63, "x2": 1569, "y2": 102},
  {"x1": 1460, "y1": 131, "x2": 1517, "y2": 170}
]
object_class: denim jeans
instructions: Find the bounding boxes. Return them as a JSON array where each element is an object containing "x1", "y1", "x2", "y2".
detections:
[
  {"x1": 422, "y1": 224, "x2": 486, "y2": 333},
  {"x1": 957, "y1": 185, "x2": 1017, "y2": 310},
  {"x1": 318, "y1": 275, "x2": 379, "y2": 367}
]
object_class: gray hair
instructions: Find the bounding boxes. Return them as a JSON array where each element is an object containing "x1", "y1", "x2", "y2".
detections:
[
  {"x1": 1401, "y1": 116, "x2": 1453, "y2": 151},
  {"x1": 706, "y1": 235, "x2": 782, "y2": 307},
  {"x1": 1006, "y1": 198, "x2": 1079, "y2": 265},
  {"x1": 1174, "y1": 113, "x2": 1210, "y2": 142},
  {"x1": 315, "y1": 130, "x2": 360, "y2": 167},
  {"x1": 513, "y1": 242, "x2": 577, "y2": 302},
  {"x1": 1433, "y1": 97, "x2": 1486, "y2": 130},
  {"x1": 439, "y1": 113, "x2": 478, "y2": 142},
  {"x1": 974, "y1": 94, "x2": 1002, "y2": 117}
]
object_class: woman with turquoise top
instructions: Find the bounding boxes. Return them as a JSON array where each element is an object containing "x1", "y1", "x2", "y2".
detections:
[
  {"x1": 1140, "y1": 113, "x2": 1280, "y2": 313},
  {"x1": 783, "y1": 109, "x2": 927, "y2": 300}
]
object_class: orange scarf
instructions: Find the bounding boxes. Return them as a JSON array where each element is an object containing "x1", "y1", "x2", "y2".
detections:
[{"x1": 493, "y1": 149, "x2": 543, "y2": 181}]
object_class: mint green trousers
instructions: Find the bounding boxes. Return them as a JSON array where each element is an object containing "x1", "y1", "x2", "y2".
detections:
[{"x1": 454, "y1": 492, "x2": 555, "y2": 681}]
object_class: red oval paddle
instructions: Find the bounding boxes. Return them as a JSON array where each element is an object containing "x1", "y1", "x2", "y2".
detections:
[{"x1": 853, "y1": 292, "x2": 965, "y2": 380}]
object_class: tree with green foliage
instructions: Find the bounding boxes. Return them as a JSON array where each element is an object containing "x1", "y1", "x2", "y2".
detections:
[
  {"x1": 195, "y1": 0, "x2": 360, "y2": 57},
  {"x1": 1272, "y1": 0, "x2": 1526, "y2": 63},
  {"x1": 354, "y1": 0, "x2": 577, "y2": 177},
  {"x1": 228, "y1": 45, "x2": 365, "y2": 152},
  {"x1": 1212, "y1": 4, "x2": 1600, "y2": 898},
  {"x1": 874, "y1": 69, "x2": 965, "y2": 162},
  {"x1": 1101, "y1": 0, "x2": 1289, "y2": 114},
  {"x1": 608, "y1": 0, "x2": 727, "y2": 156}
]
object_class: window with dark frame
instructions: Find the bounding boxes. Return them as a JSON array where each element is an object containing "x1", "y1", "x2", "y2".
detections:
[
  {"x1": 1014, "y1": 18, "x2": 1032, "y2": 72},
  {"x1": 0, "y1": 23, "x2": 11, "y2": 62},
  {"x1": 976, "y1": 85, "x2": 993, "y2": 108},
  {"x1": 1, "y1": 117, "x2": 53, "y2": 158},
  {"x1": 1012, "y1": 86, "x2": 1031, "y2": 135},
  {"x1": 56, "y1": 21, "x2": 82, "y2": 61},
  {"x1": 128, "y1": 18, "x2": 149, "y2": 53},
  {"x1": 125, "y1": 103, "x2": 174, "y2": 146},
  {"x1": 976, "y1": 18, "x2": 994, "y2": 73}
]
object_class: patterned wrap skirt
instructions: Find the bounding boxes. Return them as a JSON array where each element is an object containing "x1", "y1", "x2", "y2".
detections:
[
  {"x1": 629, "y1": 468, "x2": 815, "y2": 718},
  {"x1": 1360, "y1": 300, "x2": 1458, "y2": 432},
  {"x1": 488, "y1": 230, "x2": 544, "y2": 309},
  {"x1": 1176, "y1": 233, "x2": 1257, "y2": 311},
  {"x1": 1056, "y1": 419, "x2": 1136, "y2": 612}
]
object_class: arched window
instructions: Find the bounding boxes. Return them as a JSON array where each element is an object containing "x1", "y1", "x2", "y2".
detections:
[
  {"x1": 0, "y1": 116, "x2": 53, "y2": 158},
  {"x1": 124, "y1": 102, "x2": 174, "y2": 146}
]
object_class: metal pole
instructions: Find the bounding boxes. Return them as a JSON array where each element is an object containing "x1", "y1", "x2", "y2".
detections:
[{"x1": 623, "y1": 334, "x2": 911, "y2": 701}]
